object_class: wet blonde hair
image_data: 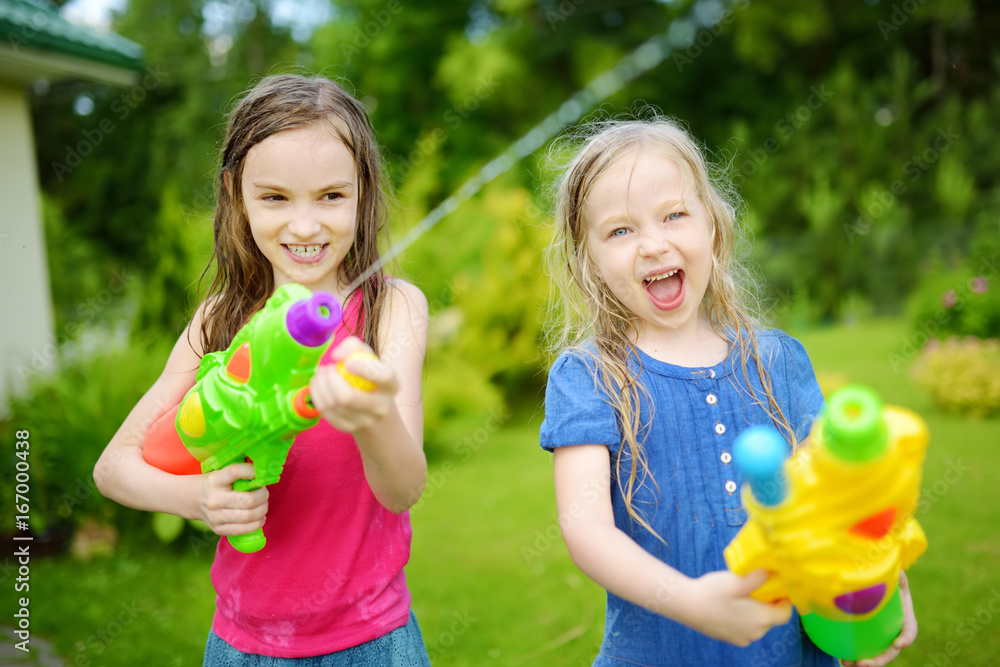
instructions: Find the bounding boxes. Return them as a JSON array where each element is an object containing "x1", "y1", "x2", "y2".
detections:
[{"x1": 547, "y1": 117, "x2": 796, "y2": 539}]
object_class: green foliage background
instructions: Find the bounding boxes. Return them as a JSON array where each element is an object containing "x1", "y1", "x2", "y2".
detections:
[
  {"x1": 6, "y1": 0, "x2": 1000, "y2": 664},
  {"x1": 29, "y1": 1, "x2": 1000, "y2": 441}
]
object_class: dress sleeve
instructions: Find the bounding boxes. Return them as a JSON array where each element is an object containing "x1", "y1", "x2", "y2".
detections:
[
  {"x1": 777, "y1": 333, "x2": 826, "y2": 443},
  {"x1": 539, "y1": 350, "x2": 621, "y2": 453}
]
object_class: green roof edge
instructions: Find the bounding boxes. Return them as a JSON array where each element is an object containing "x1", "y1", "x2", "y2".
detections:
[{"x1": 0, "y1": 0, "x2": 144, "y2": 74}]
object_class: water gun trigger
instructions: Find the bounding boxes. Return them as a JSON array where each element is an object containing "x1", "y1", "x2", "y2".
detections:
[
  {"x1": 751, "y1": 574, "x2": 791, "y2": 604},
  {"x1": 292, "y1": 386, "x2": 319, "y2": 419}
]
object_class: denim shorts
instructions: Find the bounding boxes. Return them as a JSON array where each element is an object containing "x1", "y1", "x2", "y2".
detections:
[{"x1": 203, "y1": 611, "x2": 431, "y2": 666}]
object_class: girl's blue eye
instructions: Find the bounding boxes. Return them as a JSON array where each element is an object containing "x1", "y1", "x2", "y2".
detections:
[
  {"x1": 611, "y1": 228, "x2": 629, "y2": 237},
  {"x1": 667, "y1": 212, "x2": 685, "y2": 221}
]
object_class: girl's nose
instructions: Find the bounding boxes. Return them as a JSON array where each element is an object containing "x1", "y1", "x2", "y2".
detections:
[
  {"x1": 287, "y1": 207, "x2": 322, "y2": 239},
  {"x1": 638, "y1": 229, "x2": 671, "y2": 257}
]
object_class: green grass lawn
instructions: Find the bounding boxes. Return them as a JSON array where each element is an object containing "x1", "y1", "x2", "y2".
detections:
[{"x1": 15, "y1": 318, "x2": 1000, "y2": 665}]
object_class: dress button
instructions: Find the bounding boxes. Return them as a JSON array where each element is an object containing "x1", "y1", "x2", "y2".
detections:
[
  {"x1": 721, "y1": 451, "x2": 732, "y2": 464},
  {"x1": 706, "y1": 393, "x2": 717, "y2": 405},
  {"x1": 715, "y1": 423, "x2": 726, "y2": 435},
  {"x1": 725, "y1": 480, "x2": 737, "y2": 493}
]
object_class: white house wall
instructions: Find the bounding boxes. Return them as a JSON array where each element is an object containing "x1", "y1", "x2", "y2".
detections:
[{"x1": 0, "y1": 81, "x2": 55, "y2": 416}]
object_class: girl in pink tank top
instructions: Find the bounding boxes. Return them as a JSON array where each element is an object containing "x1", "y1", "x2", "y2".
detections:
[
  {"x1": 95, "y1": 74, "x2": 430, "y2": 665},
  {"x1": 208, "y1": 289, "x2": 428, "y2": 661}
]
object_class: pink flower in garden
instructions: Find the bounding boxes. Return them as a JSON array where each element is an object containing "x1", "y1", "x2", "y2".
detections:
[
  {"x1": 971, "y1": 276, "x2": 988, "y2": 294},
  {"x1": 941, "y1": 289, "x2": 958, "y2": 308}
]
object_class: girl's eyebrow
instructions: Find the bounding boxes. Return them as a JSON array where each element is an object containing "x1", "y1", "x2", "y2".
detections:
[
  {"x1": 597, "y1": 199, "x2": 687, "y2": 227},
  {"x1": 250, "y1": 180, "x2": 354, "y2": 192},
  {"x1": 597, "y1": 213, "x2": 631, "y2": 228}
]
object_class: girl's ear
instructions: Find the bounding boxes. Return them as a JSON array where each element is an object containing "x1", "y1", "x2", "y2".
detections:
[{"x1": 222, "y1": 171, "x2": 234, "y2": 199}]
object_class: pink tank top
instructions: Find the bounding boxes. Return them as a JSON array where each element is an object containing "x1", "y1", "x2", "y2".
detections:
[{"x1": 210, "y1": 292, "x2": 413, "y2": 658}]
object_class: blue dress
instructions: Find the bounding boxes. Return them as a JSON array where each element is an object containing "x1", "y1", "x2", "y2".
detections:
[{"x1": 540, "y1": 330, "x2": 839, "y2": 667}]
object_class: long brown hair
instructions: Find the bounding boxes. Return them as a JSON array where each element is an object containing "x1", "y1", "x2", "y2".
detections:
[
  {"x1": 547, "y1": 118, "x2": 796, "y2": 540},
  {"x1": 196, "y1": 74, "x2": 391, "y2": 355}
]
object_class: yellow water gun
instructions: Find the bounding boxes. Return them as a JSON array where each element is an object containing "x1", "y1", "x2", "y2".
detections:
[{"x1": 724, "y1": 385, "x2": 928, "y2": 660}]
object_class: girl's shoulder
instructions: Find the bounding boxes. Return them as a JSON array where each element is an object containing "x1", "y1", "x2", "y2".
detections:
[
  {"x1": 752, "y1": 327, "x2": 796, "y2": 343},
  {"x1": 743, "y1": 328, "x2": 818, "y2": 390},
  {"x1": 374, "y1": 278, "x2": 429, "y2": 353},
  {"x1": 384, "y1": 276, "x2": 422, "y2": 293},
  {"x1": 380, "y1": 278, "x2": 428, "y2": 323},
  {"x1": 547, "y1": 342, "x2": 621, "y2": 401},
  {"x1": 550, "y1": 341, "x2": 601, "y2": 375},
  {"x1": 747, "y1": 328, "x2": 810, "y2": 360},
  {"x1": 185, "y1": 294, "x2": 226, "y2": 358}
]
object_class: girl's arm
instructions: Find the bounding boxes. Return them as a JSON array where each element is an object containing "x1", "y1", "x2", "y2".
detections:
[
  {"x1": 309, "y1": 280, "x2": 429, "y2": 513},
  {"x1": 554, "y1": 443, "x2": 792, "y2": 647},
  {"x1": 93, "y1": 304, "x2": 269, "y2": 537}
]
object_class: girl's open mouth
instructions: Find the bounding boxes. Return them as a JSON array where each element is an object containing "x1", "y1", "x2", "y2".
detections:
[{"x1": 643, "y1": 268, "x2": 685, "y2": 310}]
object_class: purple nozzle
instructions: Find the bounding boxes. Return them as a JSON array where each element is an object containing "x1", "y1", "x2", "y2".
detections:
[{"x1": 286, "y1": 292, "x2": 342, "y2": 347}]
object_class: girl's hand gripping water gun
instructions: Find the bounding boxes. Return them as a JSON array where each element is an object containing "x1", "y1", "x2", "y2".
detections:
[
  {"x1": 142, "y1": 283, "x2": 369, "y2": 553},
  {"x1": 723, "y1": 385, "x2": 928, "y2": 660}
]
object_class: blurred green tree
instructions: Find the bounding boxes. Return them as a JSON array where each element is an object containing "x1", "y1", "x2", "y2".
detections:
[{"x1": 26, "y1": 0, "x2": 1000, "y2": 420}]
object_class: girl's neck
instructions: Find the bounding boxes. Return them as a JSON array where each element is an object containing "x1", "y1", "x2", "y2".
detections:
[
  {"x1": 273, "y1": 272, "x2": 354, "y2": 305},
  {"x1": 634, "y1": 315, "x2": 729, "y2": 368}
]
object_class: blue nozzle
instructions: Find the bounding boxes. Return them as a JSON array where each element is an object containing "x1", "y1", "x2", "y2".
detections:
[{"x1": 732, "y1": 426, "x2": 790, "y2": 506}]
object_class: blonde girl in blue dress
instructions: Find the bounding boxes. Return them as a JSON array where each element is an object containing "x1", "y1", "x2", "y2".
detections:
[{"x1": 540, "y1": 118, "x2": 917, "y2": 667}]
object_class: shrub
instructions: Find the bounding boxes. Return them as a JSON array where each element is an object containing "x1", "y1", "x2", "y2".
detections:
[
  {"x1": 0, "y1": 334, "x2": 173, "y2": 536},
  {"x1": 907, "y1": 261, "x2": 1000, "y2": 341},
  {"x1": 405, "y1": 182, "x2": 551, "y2": 457},
  {"x1": 911, "y1": 336, "x2": 1000, "y2": 418}
]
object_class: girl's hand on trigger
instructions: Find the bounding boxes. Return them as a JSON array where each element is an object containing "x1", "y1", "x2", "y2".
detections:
[
  {"x1": 682, "y1": 569, "x2": 792, "y2": 647},
  {"x1": 196, "y1": 462, "x2": 269, "y2": 537},
  {"x1": 309, "y1": 336, "x2": 398, "y2": 434}
]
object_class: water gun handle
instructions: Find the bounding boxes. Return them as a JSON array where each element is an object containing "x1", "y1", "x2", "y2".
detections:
[{"x1": 228, "y1": 477, "x2": 266, "y2": 552}]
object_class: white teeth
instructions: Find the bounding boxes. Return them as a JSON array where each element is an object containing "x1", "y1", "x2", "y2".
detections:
[
  {"x1": 645, "y1": 269, "x2": 679, "y2": 283},
  {"x1": 286, "y1": 244, "x2": 325, "y2": 258}
]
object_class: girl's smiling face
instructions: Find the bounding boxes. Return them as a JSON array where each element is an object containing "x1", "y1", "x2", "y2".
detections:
[
  {"x1": 583, "y1": 147, "x2": 716, "y2": 342},
  {"x1": 240, "y1": 123, "x2": 358, "y2": 297}
]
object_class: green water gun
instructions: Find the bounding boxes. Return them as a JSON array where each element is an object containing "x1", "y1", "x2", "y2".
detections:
[
  {"x1": 724, "y1": 385, "x2": 928, "y2": 660},
  {"x1": 143, "y1": 283, "x2": 342, "y2": 553}
]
